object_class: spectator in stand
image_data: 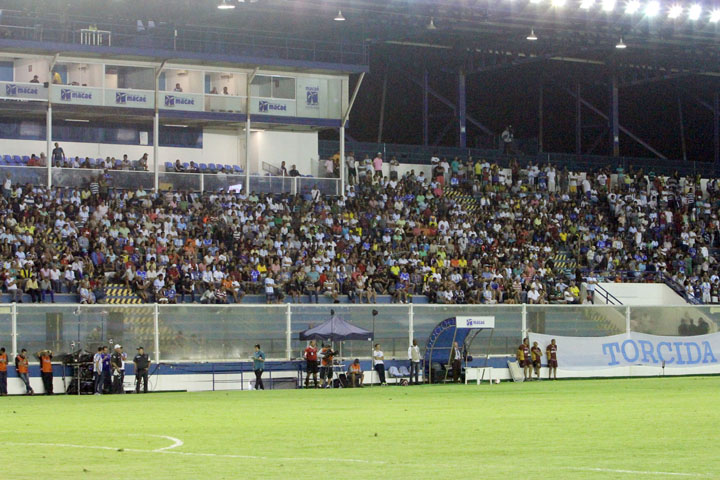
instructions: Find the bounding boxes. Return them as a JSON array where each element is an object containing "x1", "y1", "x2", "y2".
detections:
[
  {"x1": 174, "y1": 159, "x2": 185, "y2": 172},
  {"x1": 289, "y1": 164, "x2": 300, "y2": 176},
  {"x1": 137, "y1": 153, "x2": 149, "y2": 171},
  {"x1": 29, "y1": 75, "x2": 40, "y2": 83},
  {"x1": 51, "y1": 142, "x2": 65, "y2": 166},
  {"x1": 174, "y1": 83, "x2": 183, "y2": 92},
  {"x1": 372, "y1": 152, "x2": 383, "y2": 179}
]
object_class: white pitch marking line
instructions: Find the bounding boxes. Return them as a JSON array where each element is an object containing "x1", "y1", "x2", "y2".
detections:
[
  {"x1": 145, "y1": 434, "x2": 184, "y2": 452},
  {"x1": 0, "y1": 442, "x2": 390, "y2": 465},
  {"x1": 567, "y1": 467, "x2": 709, "y2": 477}
]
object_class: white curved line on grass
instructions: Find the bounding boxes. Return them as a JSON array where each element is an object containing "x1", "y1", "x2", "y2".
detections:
[{"x1": 126, "y1": 433, "x2": 183, "y2": 451}]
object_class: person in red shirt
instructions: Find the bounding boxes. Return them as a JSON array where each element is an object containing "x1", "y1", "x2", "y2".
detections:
[
  {"x1": 0, "y1": 347, "x2": 7, "y2": 396},
  {"x1": 36, "y1": 349, "x2": 54, "y2": 395},
  {"x1": 14, "y1": 349, "x2": 33, "y2": 395},
  {"x1": 530, "y1": 342, "x2": 543, "y2": 381},
  {"x1": 303, "y1": 340, "x2": 319, "y2": 389},
  {"x1": 546, "y1": 339, "x2": 558, "y2": 380},
  {"x1": 516, "y1": 338, "x2": 531, "y2": 381}
]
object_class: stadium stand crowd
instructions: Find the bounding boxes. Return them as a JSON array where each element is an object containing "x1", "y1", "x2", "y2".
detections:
[{"x1": 0, "y1": 152, "x2": 719, "y2": 306}]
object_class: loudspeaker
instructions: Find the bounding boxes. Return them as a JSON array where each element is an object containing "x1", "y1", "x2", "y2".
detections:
[
  {"x1": 45, "y1": 313, "x2": 63, "y2": 349},
  {"x1": 107, "y1": 312, "x2": 124, "y2": 340}
]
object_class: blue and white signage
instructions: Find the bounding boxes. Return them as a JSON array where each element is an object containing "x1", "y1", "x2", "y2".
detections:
[
  {"x1": 51, "y1": 86, "x2": 102, "y2": 106},
  {"x1": 251, "y1": 98, "x2": 295, "y2": 116},
  {"x1": 529, "y1": 332, "x2": 720, "y2": 370},
  {"x1": 160, "y1": 93, "x2": 203, "y2": 112},
  {"x1": 0, "y1": 81, "x2": 47, "y2": 101},
  {"x1": 107, "y1": 89, "x2": 153, "y2": 108},
  {"x1": 456, "y1": 316, "x2": 495, "y2": 329},
  {"x1": 295, "y1": 78, "x2": 328, "y2": 118}
]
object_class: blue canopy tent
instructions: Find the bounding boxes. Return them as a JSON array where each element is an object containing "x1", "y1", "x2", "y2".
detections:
[
  {"x1": 423, "y1": 317, "x2": 494, "y2": 383},
  {"x1": 299, "y1": 314, "x2": 374, "y2": 342}
]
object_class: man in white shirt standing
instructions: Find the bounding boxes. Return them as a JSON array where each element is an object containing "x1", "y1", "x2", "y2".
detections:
[
  {"x1": 373, "y1": 343, "x2": 387, "y2": 385},
  {"x1": 408, "y1": 339, "x2": 421, "y2": 385},
  {"x1": 264, "y1": 275, "x2": 276, "y2": 304},
  {"x1": 93, "y1": 347, "x2": 104, "y2": 395}
]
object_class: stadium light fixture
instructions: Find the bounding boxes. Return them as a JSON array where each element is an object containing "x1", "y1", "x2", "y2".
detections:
[
  {"x1": 526, "y1": 28, "x2": 538, "y2": 40},
  {"x1": 710, "y1": 9, "x2": 720, "y2": 22},
  {"x1": 616, "y1": 37, "x2": 627, "y2": 49},
  {"x1": 427, "y1": 17, "x2": 437, "y2": 30},
  {"x1": 551, "y1": 0, "x2": 567, "y2": 7},
  {"x1": 688, "y1": 4, "x2": 702, "y2": 20},
  {"x1": 334, "y1": 10, "x2": 346, "y2": 21},
  {"x1": 217, "y1": 0, "x2": 235, "y2": 10},
  {"x1": 625, "y1": 0, "x2": 641, "y2": 14},
  {"x1": 645, "y1": 1, "x2": 661, "y2": 17},
  {"x1": 530, "y1": 0, "x2": 542, "y2": 4},
  {"x1": 601, "y1": 0, "x2": 616, "y2": 12},
  {"x1": 580, "y1": 0, "x2": 596, "y2": 10},
  {"x1": 668, "y1": 4, "x2": 683, "y2": 18}
]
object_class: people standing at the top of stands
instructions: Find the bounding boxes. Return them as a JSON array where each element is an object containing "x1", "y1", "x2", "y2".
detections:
[
  {"x1": 346, "y1": 152, "x2": 357, "y2": 184},
  {"x1": 51, "y1": 142, "x2": 65, "y2": 166},
  {"x1": 174, "y1": 83, "x2": 183, "y2": 92},
  {"x1": 289, "y1": 164, "x2": 300, "y2": 176},
  {"x1": 502, "y1": 125, "x2": 514, "y2": 153},
  {"x1": 324, "y1": 158, "x2": 334, "y2": 177},
  {"x1": 372, "y1": 152, "x2": 383, "y2": 178},
  {"x1": 52, "y1": 71, "x2": 62, "y2": 84},
  {"x1": 29, "y1": 75, "x2": 39, "y2": 83},
  {"x1": 209, "y1": 87, "x2": 218, "y2": 94},
  {"x1": 389, "y1": 156, "x2": 399, "y2": 180},
  {"x1": 439, "y1": 157, "x2": 450, "y2": 182},
  {"x1": 280, "y1": 161, "x2": 288, "y2": 176},
  {"x1": 222, "y1": 86, "x2": 229, "y2": 95}
]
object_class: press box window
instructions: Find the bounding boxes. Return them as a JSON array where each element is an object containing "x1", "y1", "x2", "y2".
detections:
[
  {"x1": 250, "y1": 75, "x2": 271, "y2": 98},
  {"x1": 272, "y1": 77, "x2": 295, "y2": 99}
]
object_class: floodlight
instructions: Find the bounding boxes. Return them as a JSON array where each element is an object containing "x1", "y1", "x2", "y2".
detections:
[
  {"x1": 530, "y1": 0, "x2": 542, "y2": 4},
  {"x1": 580, "y1": 0, "x2": 595, "y2": 9},
  {"x1": 616, "y1": 37, "x2": 627, "y2": 49},
  {"x1": 601, "y1": 0, "x2": 617, "y2": 12},
  {"x1": 710, "y1": 9, "x2": 720, "y2": 22},
  {"x1": 334, "y1": 10, "x2": 346, "y2": 21},
  {"x1": 552, "y1": 0, "x2": 567, "y2": 7},
  {"x1": 645, "y1": 1, "x2": 661, "y2": 17},
  {"x1": 527, "y1": 29, "x2": 538, "y2": 40},
  {"x1": 668, "y1": 4, "x2": 683, "y2": 18},
  {"x1": 217, "y1": 0, "x2": 235, "y2": 9},
  {"x1": 688, "y1": 4, "x2": 702, "y2": 20},
  {"x1": 625, "y1": 0, "x2": 642, "y2": 14}
]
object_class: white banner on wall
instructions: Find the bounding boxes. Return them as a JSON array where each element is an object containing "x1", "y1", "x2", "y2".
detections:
[
  {"x1": 456, "y1": 316, "x2": 495, "y2": 329},
  {"x1": 0, "y1": 81, "x2": 48, "y2": 101},
  {"x1": 160, "y1": 92, "x2": 204, "y2": 112},
  {"x1": 106, "y1": 89, "x2": 154, "y2": 109},
  {"x1": 250, "y1": 98, "x2": 296, "y2": 117},
  {"x1": 529, "y1": 332, "x2": 720, "y2": 370},
  {"x1": 51, "y1": 86, "x2": 103, "y2": 106},
  {"x1": 295, "y1": 78, "x2": 327, "y2": 118}
]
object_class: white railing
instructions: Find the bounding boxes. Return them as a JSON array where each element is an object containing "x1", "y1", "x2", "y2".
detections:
[
  {"x1": 79, "y1": 29, "x2": 112, "y2": 46},
  {"x1": 6, "y1": 303, "x2": 717, "y2": 362}
]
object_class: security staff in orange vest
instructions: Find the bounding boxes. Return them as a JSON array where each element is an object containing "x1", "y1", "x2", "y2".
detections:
[
  {"x1": 36, "y1": 349, "x2": 54, "y2": 395},
  {"x1": 14, "y1": 349, "x2": 33, "y2": 395},
  {"x1": 0, "y1": 347, "x2": 8, "y2": 396}
]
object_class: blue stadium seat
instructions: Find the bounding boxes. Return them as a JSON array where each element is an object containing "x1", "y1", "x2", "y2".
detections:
[
  {"x1": 165, "y1": 162, "x2": 174, "y2": 171},
  {"x1": 96, "y1": 158, "x2": 104, "y2": 166},
  {"x1": 182, "y1": 163, "x2": 189, "y2": 169},
  {"x1": 88, "y1": 158, "x2": 96, "y2": 167},
  {"x1": 115, "y1": 159, "x2": 123, "y2": 168},
  {"x1": 208, "y1": 163, "x2": 216, "y2": 171},
  {"x1": 224, "y1": 164, "x2": 232, "y2": 171},
  {"x1": 3, "y1": 155, "x2": 11, "y2": 164},
  {"x1": 233, "y1": 165, "x2": 242, "y2": 173},
  {"x1": 199, "y1": 163, "x2": 207, "y2": 171},
  {"x1": 12, "y1": 155, "x2": 21, "y2": 164},
  {"x1": 21, "y1": 156, "x2": 30, "y2": 164}
]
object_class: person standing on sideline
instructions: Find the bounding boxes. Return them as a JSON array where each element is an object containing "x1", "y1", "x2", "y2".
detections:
[
  {"x1": 373, "y1": 343, "x2": 387, "y2": 386},
  {"x1": 15, "y1": 349, "x2": 33, "y2": 395},
  {"x1": 36, "y1": 349, "x2": 54, "y2": 394},
  {"x1": 252, "y1": 344, "x2": 265, "y2": 390},
  {"x1": 517, "y1": 338, "x2": 532, "y2": 381},
  {"x1": 450, "y1": 341, "x2": 463, "y2": 383},
  {"x1": 319, "y1": 343, "x2": 335, "y2": 389},
  {"x1": 531, "y1": 342, "x2": 543, "y2": 381},
  {"x1": 408, "y1": 339, "x2": 421, "y2": 385},
  {"x1": 93, "y1": 347, "x2": 104, "y2": 395},
  {"x1": 303, "y1": 340, "x2": 319, "y2": 389},
  {"x1": 133, "y1": 347, "x2": 151, "y2": 393},
  {"x1": 101, "y1": 345, "x2": 111, "y2": 393},
  {"x1": 546, "y1": 339, "x2": 558, "y2": 380},
  {"x1": 0, "y1": 347, "x2": 8, "y2": 396},
  {"x1": 111, "y1": 344, "x2": 126, "y2": 394}
]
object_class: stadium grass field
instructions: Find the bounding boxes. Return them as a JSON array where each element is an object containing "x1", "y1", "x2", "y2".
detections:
[{"x1": 1, "y1": 377, "x2": 718, "y2": 479}]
